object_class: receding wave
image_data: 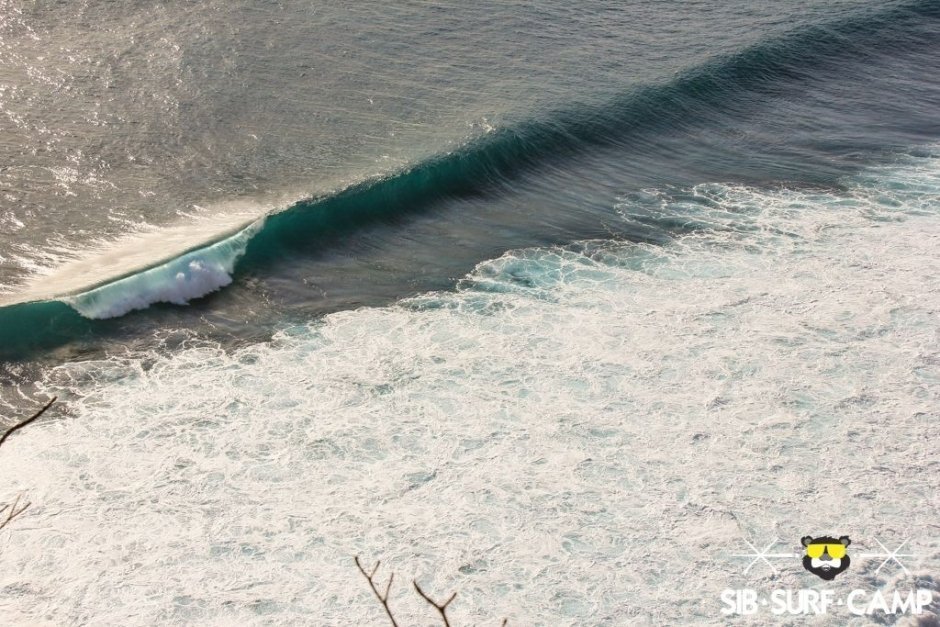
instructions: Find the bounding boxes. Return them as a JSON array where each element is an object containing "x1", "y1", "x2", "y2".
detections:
[{"x1": 0, "y1": 0, "x2": 937, "y2": 353}]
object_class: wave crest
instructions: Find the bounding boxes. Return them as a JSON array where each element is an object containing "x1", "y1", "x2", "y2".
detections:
[{"x1": 63, "y1": 220, "x2": 264, "y2": 319}]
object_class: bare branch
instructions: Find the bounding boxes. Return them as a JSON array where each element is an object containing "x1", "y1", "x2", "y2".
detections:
[
  {"x1": 413, "y1": 580, "x2": 457, "y2": 627},
  {"x1": 355, "y1": 556, "x2": 399, "y2": 627},
  {"x1": 0, "y1": 494, "x2": 30, "y2": 532},
  {"x1": 0, "y1": 396, "x2": 56, "y2": 449},
  {"x1": 0, "y1": 397, "x2": 53, "y2": 532}
]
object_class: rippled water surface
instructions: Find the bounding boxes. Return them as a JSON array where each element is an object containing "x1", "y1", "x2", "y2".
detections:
[{"x1": 1, "y1": 1, "x2": 939, "y2": 625}]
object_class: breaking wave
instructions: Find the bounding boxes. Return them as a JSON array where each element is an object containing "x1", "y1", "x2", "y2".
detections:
[{"x1": 0, "y1": 0, "x2": 937, "y2": 351}]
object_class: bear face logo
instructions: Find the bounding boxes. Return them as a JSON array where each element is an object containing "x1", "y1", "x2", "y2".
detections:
[{"x1": 801, "y1": 535, "x2": 851, "y2": 580}]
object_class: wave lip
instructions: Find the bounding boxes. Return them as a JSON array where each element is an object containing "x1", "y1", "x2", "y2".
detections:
[
  {"x1": 0, "y1": 206, "x2": 265, "y2": 306},
  {"x1": 62, "y1": 220, "x2": 264, "y2": 319}
]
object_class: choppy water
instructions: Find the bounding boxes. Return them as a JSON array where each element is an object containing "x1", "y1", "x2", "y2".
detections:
[{"x1": 1, "y1": 1, "x2": 939, "y2": 625}]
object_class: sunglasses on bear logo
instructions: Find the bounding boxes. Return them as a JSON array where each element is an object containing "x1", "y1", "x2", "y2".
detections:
[{"x1": 805, "y1": 543, "x2": 847, "y2": 559}]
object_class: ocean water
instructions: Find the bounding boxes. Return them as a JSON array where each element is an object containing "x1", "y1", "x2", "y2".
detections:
[{"x1": 1, "y1": 1, "x2": 939, "y2": 625}]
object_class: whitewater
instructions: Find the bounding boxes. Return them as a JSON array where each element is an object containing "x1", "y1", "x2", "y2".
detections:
[
  {"x1": 1, "y1": 1, "x2": 939, "y2": 625},
  {"x1": 0, "y1": 154, "x2": 937, "y2": 624}
]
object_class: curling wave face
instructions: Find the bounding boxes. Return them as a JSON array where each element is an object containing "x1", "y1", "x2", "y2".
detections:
[
  {"x1": 62, "y1": 220, "x2": 264, "y2": 319},
  {"x1": 1, "y1": 0, "x2": 938, "y2": 334}
]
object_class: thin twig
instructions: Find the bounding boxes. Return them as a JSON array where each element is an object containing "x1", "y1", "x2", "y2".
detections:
[
  {"x1": 0, "y1": 494, "x2": 30, "y2": 531},
  {"x1": 413, "y1": 580, "x2": 457, "y2": 627},
  {"x1": 0, "y1": 396, "x2": 56, "y2": 449},
  {"x1": 355, "y1": 556, "x2": 399, "y2": 627}
]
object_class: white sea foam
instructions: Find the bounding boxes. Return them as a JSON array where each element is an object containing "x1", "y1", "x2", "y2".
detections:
[
  {"x1": 61, "y1": 221, "x2": 264, "y2": 319},
  {"x1": 0, "y1": 206, "x2": 267, "y2": 309},
  {"x1": 0, "y1": 155, "x2": 938, "y2": 625}
]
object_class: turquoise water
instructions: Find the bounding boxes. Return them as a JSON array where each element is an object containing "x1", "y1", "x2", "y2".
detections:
[{"x1": 1, "y1": 1, "x2": 939, "y2": 624}]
